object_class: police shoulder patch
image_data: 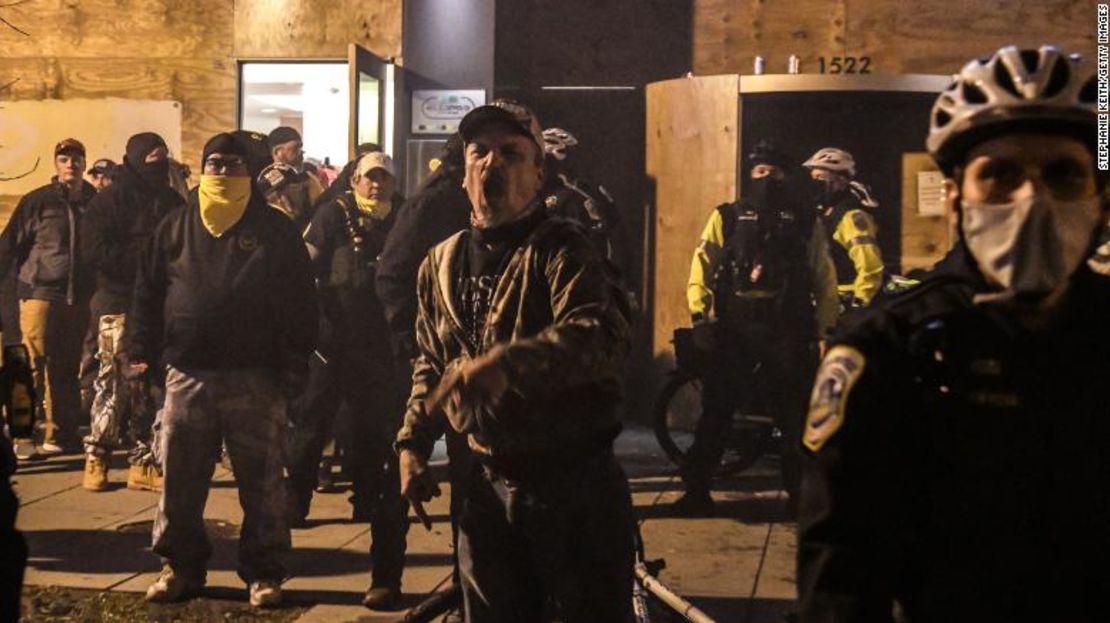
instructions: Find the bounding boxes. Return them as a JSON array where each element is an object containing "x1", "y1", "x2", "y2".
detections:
[
  {"x1": 850, "y1": 210, "x2": 872, "y2": 233},
  {"x1": 803, "y1": 345, "x2": 866, "y2": 452}
]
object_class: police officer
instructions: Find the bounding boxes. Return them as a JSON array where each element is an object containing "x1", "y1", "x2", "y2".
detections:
[
  {"x1": 803, "y1": 147, "x2": 884, "y2": 307},
  {"x1": 289, "y1": 151, "x2": 408, "y2": 610},
  {"x1": 680, "y1": 140, "x2": 839, "y2": 514},
  {"x1": 798, "y1": 45, "x2": 1108, "y2": 622},
  {"x1": 540, "y1": 127, "x2": 625, "y2": 269}
]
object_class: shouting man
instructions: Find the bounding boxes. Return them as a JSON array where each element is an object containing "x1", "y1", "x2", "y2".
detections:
[{"x1": 395, "y1": 102, "x2": 635, "y2": 622}]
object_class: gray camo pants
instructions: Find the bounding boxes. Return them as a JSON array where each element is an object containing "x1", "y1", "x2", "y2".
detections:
[
  {"x1": 83, "y1": 314, "x2": 157, "y2": 465},
  {"x1": 151, "y1": 366, "x2": 290, "y2": 583}
]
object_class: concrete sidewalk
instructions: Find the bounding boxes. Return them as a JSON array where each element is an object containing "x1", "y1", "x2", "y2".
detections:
[{"x1": 14, "y1": 427, "x2": 798, "y2": 622}]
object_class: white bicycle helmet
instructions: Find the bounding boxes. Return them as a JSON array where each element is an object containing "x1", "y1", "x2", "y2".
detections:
[
  {"x1": 542, "y1": 127, "x2": 578, "y2": 161},
  {"x1": 803, "y1": 147, "x2": 856, "y2": 177},
  {"x1": 926, "y1": 45, "x2": 1096, "y2": 174}
]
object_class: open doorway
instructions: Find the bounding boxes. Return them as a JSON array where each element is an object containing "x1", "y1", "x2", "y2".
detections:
[{"x1": 238, "y1": 61, "x2": 349, "y2": 169}]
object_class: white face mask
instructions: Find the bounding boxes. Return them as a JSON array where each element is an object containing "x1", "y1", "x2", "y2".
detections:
[{"x1": 961, "y1": 195, "x2": 1102, "y2": 301}]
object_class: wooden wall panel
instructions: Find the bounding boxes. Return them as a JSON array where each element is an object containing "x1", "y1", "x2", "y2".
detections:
[
  {"x1": 0, "y1": 0, "x2": 233, "y2": 59},
  {"x1": 901, "y1": 153, "x2": 953, "y2": 272},
  {"x1": 0, "y1": 0, "x2": 402, "y2": 224},
  {"x1": 694, "y1": 0, "x2": 844, "y2": 76},
  {"x1": 0, "y1": 58, "x2": 235, "y2": 169},
  {"x1": 694, "y1": 0, "x2": 1094, "y2": 76},
  {"x1": 646, "y1": 75, "x2": 739, "y2": 358},
  {"x1": 233, "y1": 0, "x2": 401, "y2": 59},
  {"x1": 848, "y1": 0, "x2": 1094, "y2": 73}
]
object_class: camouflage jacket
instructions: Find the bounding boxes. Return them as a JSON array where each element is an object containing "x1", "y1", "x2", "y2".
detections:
[{"x1": 395, "y1": 212, "x2": 631, "y2": 473}]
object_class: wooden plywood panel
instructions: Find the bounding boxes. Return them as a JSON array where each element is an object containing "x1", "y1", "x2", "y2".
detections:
[
  {"x1": 0, "y1": 58, "x2": 236, "y2": 171},
  {"x1": 694, "y1": 0, "x2": 844, "y2": 76},
  {"x1": 233, "y1": 0, "x2": 401, "y2": 59},
  {"x1": 0, "y1": 0, "x2": 233, "y2": 59},
  {"x1": 694, "y1": 0, "x2": 1093, "y2": 76},
  {"x1": 849, "y1": 0, "x2": 1093, "y2": 73},
  {"x1": 901, "y1": 153, "x2": 954, "y2": 272},
  {"x1": 646, "y1": 74, "x2": 738, "y2": 357},
  {"x1": 0, "y1": 98, "x2": 182, "y2": 196}
]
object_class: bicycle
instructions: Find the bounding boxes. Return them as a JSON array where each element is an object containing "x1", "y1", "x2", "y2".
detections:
[{"x1": 652, "y1": 327, "x2": 783, "y2": 477}]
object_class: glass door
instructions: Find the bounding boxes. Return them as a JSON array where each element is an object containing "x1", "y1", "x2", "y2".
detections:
[{"x1": 348, "y1": 44, "x2": 395, "y2": 160}]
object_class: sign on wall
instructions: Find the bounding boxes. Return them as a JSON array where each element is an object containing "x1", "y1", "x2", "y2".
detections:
[
  {"x1": 411, "y1": 90, "x2": 485, "y2": 135},
  {"x1": 0, "y1": 98, "x2": 183, "y2": 196}
]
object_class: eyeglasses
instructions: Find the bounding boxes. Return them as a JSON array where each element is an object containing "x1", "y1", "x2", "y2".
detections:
[{"x1": 204, "y1": 156, "x2": 246, "y2": 173}]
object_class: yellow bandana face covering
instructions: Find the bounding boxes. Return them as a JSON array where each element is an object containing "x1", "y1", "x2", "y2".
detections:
[
  {"x1": 198, "y1": 175, "x2": 252, "y2": 237},
  {"x1": 353, "y1": 191, "x2": 392, "y2": 220}
]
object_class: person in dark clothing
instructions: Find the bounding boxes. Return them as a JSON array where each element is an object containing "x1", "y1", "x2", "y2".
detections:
[
  {"x1": 314, "y1": 142, "x2": 382, "y2": 210},
  {"x1": 374, "y1": 133, "x2": 471, "y2": 622},
  {"x1": 287, "y1": 151, "x2": 409, "y2": 610},
  {"x1": 128, "y1": 133, "x2": 317, "y2": 609},
  {"x1": 258, "y1": 162, "x2": 317, "y2": 232},
  {"x1": 0, "y1": 327, "x2": 29, "y2": 623},
  {"x1": 679, "y1": 140, "x2": 839, "y2": 515},
  {"x1": 797, "y1": 45, "x2": 1108, "y2": 623},
  {"x1": 79, "y1": 132, "x2": 184, "y2": 492},
  {"x1": 86, "y1": 158, "x2": 116, "y2": 192},
  {"x1": 0, "y1": 138, "x2": 96, "y2": 458},
  {"x1": 539, "y1": 127, "x2": 626, "y2": 271},
  {"x1": 397, "y1": 103, "x2": 635, "y2": 623},
  {"x1": 377, "y1": 134, "x2": 469, "y2": 363}
]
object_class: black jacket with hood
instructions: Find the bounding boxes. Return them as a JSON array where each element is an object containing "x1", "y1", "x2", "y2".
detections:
[{"x1": 80, "y1": 164, "x2": 185, "y2": 315}]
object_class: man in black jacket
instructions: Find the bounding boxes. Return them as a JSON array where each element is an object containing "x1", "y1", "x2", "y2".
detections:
[
  {"x1": 798, "y1": 46, "x2": 1109, "y2": 622},
  {"x1": 127, "y1": 133, "x2": 317, "y2": 608},
  {"x1": 79, "y1": 132, "x2": 184, "y2": 492},
  {"x1": 0, "y1": 138, "x2": 96, "y2": 458}
]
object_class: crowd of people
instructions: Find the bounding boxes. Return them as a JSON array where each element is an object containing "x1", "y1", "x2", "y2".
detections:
[{"x1": 0, "y1": 42, "x2": 1107, "y2": 622}]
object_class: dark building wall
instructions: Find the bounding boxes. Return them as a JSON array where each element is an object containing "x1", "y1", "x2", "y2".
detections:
[
  {"x1": 403, "y1": 0, "x2": 495, "y2": 92},
  {"x1": 494, "y1": 1, "x2": 695, "y2": 423}
]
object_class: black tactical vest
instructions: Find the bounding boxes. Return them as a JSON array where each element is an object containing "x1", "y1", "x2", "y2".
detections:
[{"x1": 714, "y1": 200, "x2": 813, "y2": 326}]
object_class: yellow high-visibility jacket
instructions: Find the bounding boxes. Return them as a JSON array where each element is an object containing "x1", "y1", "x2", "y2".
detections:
[{"x1": 687, "y1": 203, "x2": 839, "y2": 337}]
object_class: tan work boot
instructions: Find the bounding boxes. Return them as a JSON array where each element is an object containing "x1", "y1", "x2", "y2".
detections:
[
  {"x1": 127, "y1": 464, "x2": 163, "y2": 491},
  {"x1": 83, "y1": 455, "x2": 109, "y2": 491}
]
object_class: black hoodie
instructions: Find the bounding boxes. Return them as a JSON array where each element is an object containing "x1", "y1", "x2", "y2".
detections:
[{"x1": 80, "y1": 164, "x2": 185, "y2": 315}]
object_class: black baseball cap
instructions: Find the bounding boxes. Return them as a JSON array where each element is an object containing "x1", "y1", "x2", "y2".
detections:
[
  {"x1": 54, "y1": 138, "x2": 86, "y2": 158},
  {"x1": 87, "y1": 158, "x2": 117, "y2": 176}
]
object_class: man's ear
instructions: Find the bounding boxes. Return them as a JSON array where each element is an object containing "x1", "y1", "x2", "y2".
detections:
[{"x1": 944, "y1": 175, "x2": 961, "y2": 230}]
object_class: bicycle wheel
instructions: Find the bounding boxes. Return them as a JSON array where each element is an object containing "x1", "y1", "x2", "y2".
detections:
[{"x1": 652, "y1": 372, "x2": 773, "y2": 476}]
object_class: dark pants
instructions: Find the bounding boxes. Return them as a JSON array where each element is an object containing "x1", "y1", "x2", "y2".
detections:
[
  {"x1": 285, "y1": 346, "x2": 408, "y2": 587},
  {"x1": 1, "y1": 478, "x2": 27, "y2": 623},
  {"x1": 682, "y1": 323, "x2": 815, "y2": 499},
  {"x1": 445, "y1": 428, "x2": 472, "y2": 584},
  {"x1": 458, "y1": 454, "x2": 635, "y2": 623}
]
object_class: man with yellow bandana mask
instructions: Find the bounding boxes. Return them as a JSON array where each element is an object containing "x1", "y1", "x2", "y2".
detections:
[
  {"x1": 291, "y1": 151, "x2": 408, "y2": 610},
  {"x1": 126, "y1": 132, "x2": 318, "y2": 609}
]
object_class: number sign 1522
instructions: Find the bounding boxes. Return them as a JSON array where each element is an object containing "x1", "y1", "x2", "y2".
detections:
[{"x1": 818, "y1": 56, "x2": 872, "y2": 74}]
